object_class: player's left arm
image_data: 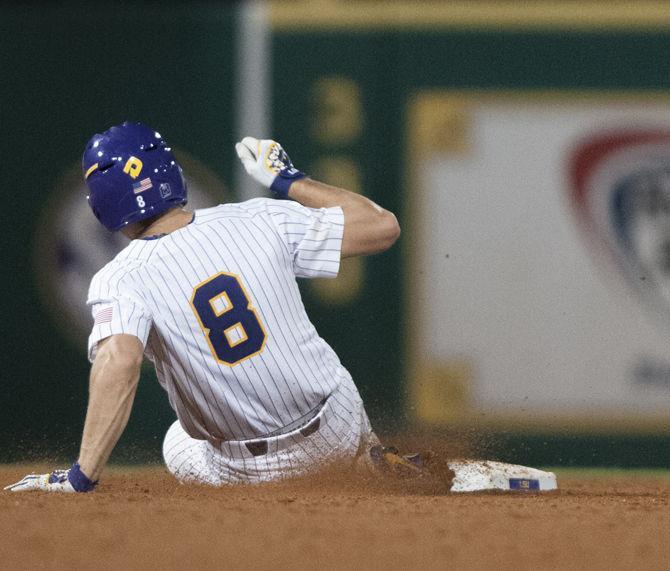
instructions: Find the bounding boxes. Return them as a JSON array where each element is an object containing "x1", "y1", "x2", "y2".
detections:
[{"x1": 4, "y1": 334, "x2": 142, "y2": 493}]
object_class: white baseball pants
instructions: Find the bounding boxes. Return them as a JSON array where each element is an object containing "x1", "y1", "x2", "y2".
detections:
[{"x1": 162, "y1": 375, "x2": 378, "y2": 485}]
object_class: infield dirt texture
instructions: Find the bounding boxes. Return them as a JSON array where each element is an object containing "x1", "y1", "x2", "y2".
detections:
[{"x1": 2, "y1": 465, "x2": 670, "y2": 569}]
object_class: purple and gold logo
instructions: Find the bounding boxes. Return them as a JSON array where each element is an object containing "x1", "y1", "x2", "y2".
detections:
[{"x1": 35, "y1": 151, "x2": 228, "y2": 347}]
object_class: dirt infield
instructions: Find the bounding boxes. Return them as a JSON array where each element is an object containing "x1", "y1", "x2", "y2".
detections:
[{"x1": 2, "y1": 465, "x2": 670, "y2": 569}]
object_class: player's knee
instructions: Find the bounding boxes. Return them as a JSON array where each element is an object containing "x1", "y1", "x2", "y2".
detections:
[
  {"x1": 162, "y1": 420, "x2": 187, "y2": 470},
  {"x1": 162, "y1": 421, "x2": 215, "y2": 485}
]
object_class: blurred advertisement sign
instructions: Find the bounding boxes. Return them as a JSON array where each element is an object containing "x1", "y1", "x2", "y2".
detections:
[
  {"x1": 571, "y1": 130, "x2": 670, "y2": 329},
  {"x1": 409, "y1": 92, "x2": 670, "y2": 432}
]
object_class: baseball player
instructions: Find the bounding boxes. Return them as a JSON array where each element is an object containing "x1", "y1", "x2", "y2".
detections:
[
  {"x1": 5, "y1": 121, "x2": 404, "y2": 492},
  {"x1": 6, "y1": 123, "x2": 558, "y2": 494}
]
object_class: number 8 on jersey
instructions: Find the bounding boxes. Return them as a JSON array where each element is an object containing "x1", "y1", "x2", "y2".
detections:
[{"x1": 190, "y1": 272, "x2": 267, "y2": 366}]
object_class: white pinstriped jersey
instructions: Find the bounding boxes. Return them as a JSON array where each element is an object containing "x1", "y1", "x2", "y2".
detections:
[{"x1": 87, "y1": 198, "x2": 349, "y2": 442}]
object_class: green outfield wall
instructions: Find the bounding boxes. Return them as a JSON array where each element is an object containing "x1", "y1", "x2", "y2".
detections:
[
  {"x1": 4, "y1": 2, "x2": 670, "y2": 466},
  {"x1": 0, "y1": 4, "x2": 238, "y2": 461},
  {"x1": 269, "y1": 2, "x2": 670, "y2": 466}
]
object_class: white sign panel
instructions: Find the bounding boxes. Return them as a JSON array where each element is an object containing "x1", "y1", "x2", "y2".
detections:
[{"x1": 411, "y1": 94, "x2": 670, "y2": 430}]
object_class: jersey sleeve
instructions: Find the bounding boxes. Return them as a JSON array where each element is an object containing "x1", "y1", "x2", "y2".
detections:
[
  {"x1": 86, "y1": 264, "x2": 153, "y2": 363},
  {"x1": 266, "y1": 201, "x2": 344, "y2": 278}
]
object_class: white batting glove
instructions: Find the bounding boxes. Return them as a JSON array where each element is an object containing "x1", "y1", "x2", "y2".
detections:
[
  {"x1": 4, "y1": 463, "x2": 97, "y2": 493},
  {"x1": 4, "y1": 470, "x2": 75, "y2": 493},
  {"x1": 235, "y1": 136, "x2": 306, "y2": 198}
]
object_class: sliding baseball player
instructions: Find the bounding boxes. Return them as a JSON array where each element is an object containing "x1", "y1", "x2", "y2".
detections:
[{"x1": 6, "y1": 122, "x2": 556, "y2": 493}]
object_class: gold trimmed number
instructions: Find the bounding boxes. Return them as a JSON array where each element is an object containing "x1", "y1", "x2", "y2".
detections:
[{"x1": 190, "y1": 272, "x2": 267, "y2": 366}]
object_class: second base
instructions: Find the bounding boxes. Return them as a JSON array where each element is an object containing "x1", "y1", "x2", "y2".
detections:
[{"x1": 448, "y1": 460, "x2": 557, "y2": 492}]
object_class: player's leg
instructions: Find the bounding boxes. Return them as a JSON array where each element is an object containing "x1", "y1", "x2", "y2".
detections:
[
  {"x1": 162, "y1": 420, "x2": 220, "y2": 485},
  {"x1": 163, "y1": 377, "x2": 384, "y2": 486},
  {"x1": 203, "y1": 375, "x2": 377, "y2": 485},
  {"x1": 328, "y1": 373, "x2": 380, "y2": 454},
  {"x1": 281, "y1": 373, "x2": 379, "y2": 471}
]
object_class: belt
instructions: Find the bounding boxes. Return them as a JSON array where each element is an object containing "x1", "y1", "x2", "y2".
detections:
[{"x1": 243, "y1": 398, "x2": 326, "y2": 457}]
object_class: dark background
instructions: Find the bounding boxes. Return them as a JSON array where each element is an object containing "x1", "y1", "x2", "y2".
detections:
[
  {"x1": 0, "y1": 4, "x2": 238, "y2": 462},
  {"x1": 4, "y1": 2, "x2": 670, "y2": 466}
]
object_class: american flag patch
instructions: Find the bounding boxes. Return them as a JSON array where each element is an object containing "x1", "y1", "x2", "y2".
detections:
[
  {"x1": 94, "y1": 307, "x2": 113, "y2": 325},
  {"x1": 132, "y1": 177, "x2": 153, "y2": 194}
]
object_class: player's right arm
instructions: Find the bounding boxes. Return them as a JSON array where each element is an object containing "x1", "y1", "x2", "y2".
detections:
[
  {"x1": 78, "y1": 265, "x2": 152, "y2": 481},
  {"x1": 235, "y1": 137, "x2": 400, "y2": 258},
  {"x1": 77, "y1": 334, "x2": 143, "y2": 481},
  {"x1": 4, "y1": 264, "x2": 152, "y2": 493}
]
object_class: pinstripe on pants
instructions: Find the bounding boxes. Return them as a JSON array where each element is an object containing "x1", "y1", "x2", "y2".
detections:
[{"x1": 162, "y1": 374, "x2": 379, "y2": 485}]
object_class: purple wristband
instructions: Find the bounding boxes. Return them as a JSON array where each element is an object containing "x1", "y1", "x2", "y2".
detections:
[
  {"x1": 68, "y1": 462, "x2": 98, "y2": 492},
  {"x1": 270, "y1": 170, "x2": 306, "y2": 198}
]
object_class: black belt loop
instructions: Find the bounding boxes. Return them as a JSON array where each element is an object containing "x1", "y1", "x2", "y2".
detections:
[
  {"x1": 245, "y1": 440, "x2": 268, "y2": 456},
  {"x1": 299, "y1": 417, "x2": 320, "y2": 438}
]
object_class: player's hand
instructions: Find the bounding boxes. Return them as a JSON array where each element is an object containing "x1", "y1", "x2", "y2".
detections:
[
  {"x1": 4, "y1": 462, "x2": 97, "y2": 493},
  {"x1": 235, "y1": 136, "x2": 306, "y2": 198},
  {"x1": 4, "y1": 470, "x2": 76, "y2": 493}
]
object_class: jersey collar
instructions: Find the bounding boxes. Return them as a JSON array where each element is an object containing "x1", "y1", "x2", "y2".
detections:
[{"x1": 139, "y1": 212, "x2": 195, "y2": 240}]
